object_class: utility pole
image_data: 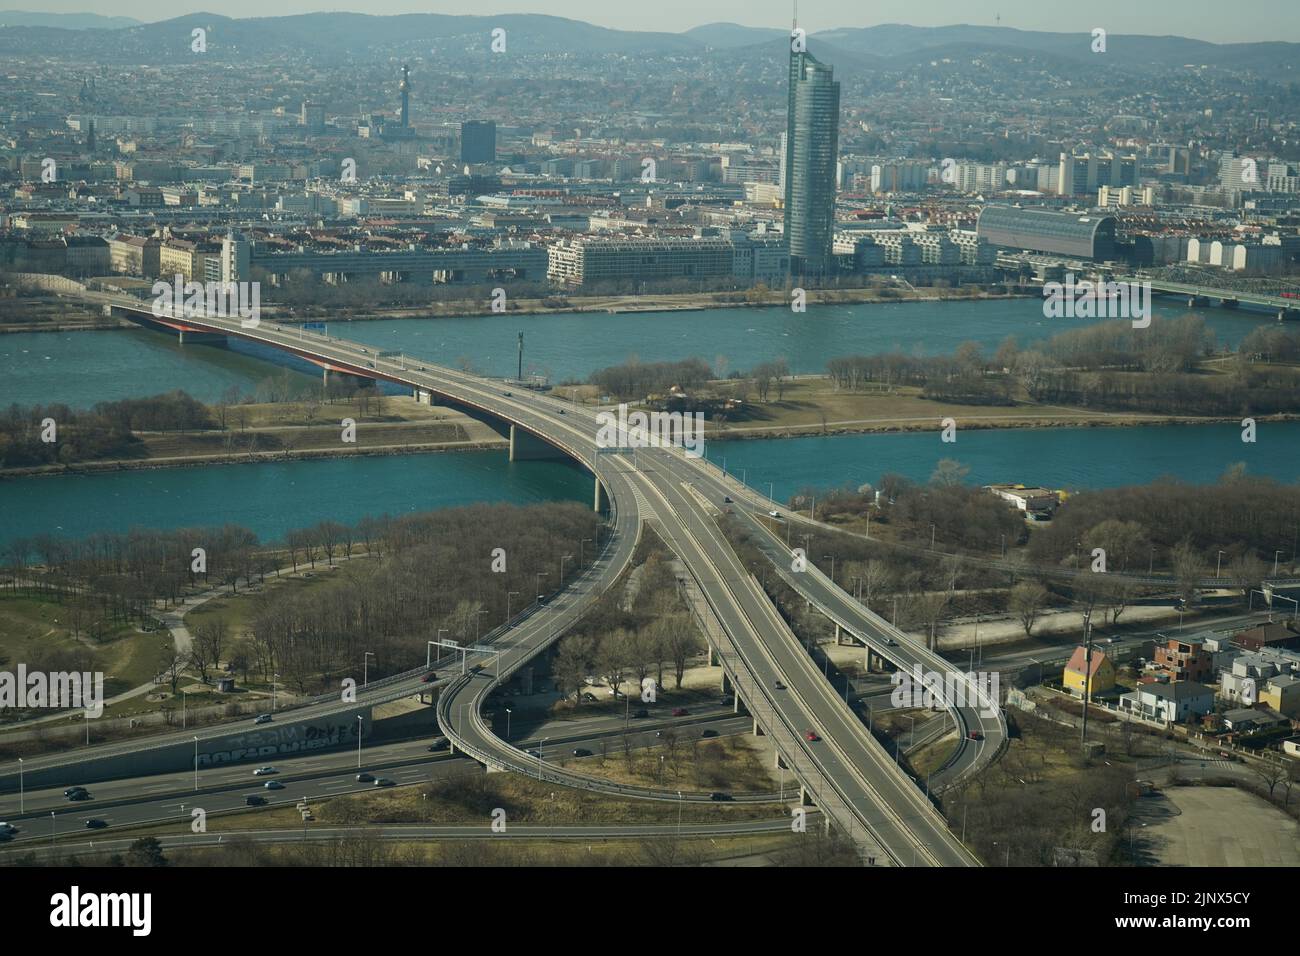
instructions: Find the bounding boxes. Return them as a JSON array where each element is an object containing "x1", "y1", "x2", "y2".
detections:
[
  {"x1": 517, "y1": 331, "x2": 523, "y2": 382},
  {"x1": 1080, "y1": 611, "x2": 1094, "y2": 749}
]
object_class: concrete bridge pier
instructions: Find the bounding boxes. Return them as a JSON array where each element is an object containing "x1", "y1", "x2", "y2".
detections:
[
  {"x1": 720, "y1": 671, "x2": 732, "y2": 695},
  {"x1": 413, "y1": 387, "x2": 435, "y2": 405},
  {"x1": 752, "y1": 717, "x2": 764, "y2": 737},
  {"x1": 708, "y1": 646, "x2": 720, "y2": 667},
  {"x1": 593, "y1": 478, "x2": 606, "y2": 513},
  {"x1": 509, "y1": 423, "x2": 565, "y2": 462},
  {"x1": 798, "y1": 784, "x2": 813, "y2": 807}
]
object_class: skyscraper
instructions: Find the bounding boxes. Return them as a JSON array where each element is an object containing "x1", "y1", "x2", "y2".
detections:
[
  {"x1": 460, "y1": 120, "x2": 497, "y2": 165},
  {"x1": 783, "y1": 43, "x2": 840, "y2": 277}
]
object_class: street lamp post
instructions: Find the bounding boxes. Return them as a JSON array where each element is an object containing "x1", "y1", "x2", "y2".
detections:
[
  {"x1": 822, "y1": 554, "x2": 835, "y2": 583},
  {"x1": 428, "y1": 630, "x2": 448, "y2": 668},
  {"x1": 476, "y1": 608, "x2": 489, "y2": 641},
  {"x1": 1274, "y1": 550, "x2": 1283, "y2": 576},
  {"x1": 505, "y1": 708, "x2": 512, "y2": 740},
  {"x1": 559, "y1": 554, "x2": 572, "y2": 584},
  {"x1": 580, "y1": 538, "x2": 593, "y2": 569},
  {"x1": 363, "y1": 650, "x2": 375, "y2": 688},
  {"x1": 507, "y1": 590, "x2": 520, "y2": 624},
  {"x1": 356, "y1": 716, "x2": 364, "y2": 769},
  {"x1": 272, "y1": 672, "x2": 280, "y2": 712},
  {"x1": 537, "y1": 737, "x2": 548, "y2": 780},
  {"x1": 193, "y1": 735, "x2": 199, "y2": 791},
  {"x1": 536, "y1": 571, "x2": 548, "y2": 602},
  {"x1": 17, "y1": 757, "x2": 23, "y2": 814},
  {"x1": 1216, "y1": 550, "x2": 1225, "y2": 579}
]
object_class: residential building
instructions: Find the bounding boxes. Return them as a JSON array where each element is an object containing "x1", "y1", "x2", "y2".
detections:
[
  {"x1": 1154, "y1": 637, "x2": 1215, "y2": 683},
  {"x1": 1121, "y1": 681, "x2": 1215, "y2": 724},
  {"x1": 1064, "y1": 646, "x2": 1116, "y2": 698}
]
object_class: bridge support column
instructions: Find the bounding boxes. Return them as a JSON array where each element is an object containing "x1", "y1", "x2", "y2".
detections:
[
  {"x1": 177, "y1": 330, "x2": 226, "y2": 345},
  {"x1": 413, "y1": 387, "x2": 434, "y2": 405},
  {"x1": 734, "y1": 692, "x2": 741, "y2": 714},
  {"x1": 509, "y1": 424, "x2": 565, "y2": 462},
  {"x1": 593, "y1": 478, "x2": 606, "y2": 513},
  {"x1": 708, "y1": 646, "x2": 719, "y2": 667},
  {"x1": 798, "y1": 784, "x2": 813, "y2": 807},
  {"x1": 720, "y1": 671, "x2": 731, "y2": 694},
  {"x1": 752, "y1": 717, "x2": 764, "y2": 737},
  {"x1": 834, "y1": 622, "x2": 845, "y2": 645}
]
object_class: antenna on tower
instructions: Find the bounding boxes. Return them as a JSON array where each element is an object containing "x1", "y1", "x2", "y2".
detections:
[{"x1": 793, "y1": 0, "x2": 798, "y2": 30}]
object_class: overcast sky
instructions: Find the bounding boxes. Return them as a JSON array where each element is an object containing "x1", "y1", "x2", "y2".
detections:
[{"x1": 40, "y1": 0, "x2": 1300, "y2": 44}]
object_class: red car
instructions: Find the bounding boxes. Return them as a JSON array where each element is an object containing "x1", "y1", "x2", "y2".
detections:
[
  {"x1": 804, "y1": 730, "x2": 820, "y2": 742},
  {"x1": 672, "y1": 707, "x2": 688, "y2": 717},
  {"x1": 968, "y1": 730, "x2": 983, "y2": 741},
  {"x1": 421, "y1": 671, "x2": 438, "y2": 684}
]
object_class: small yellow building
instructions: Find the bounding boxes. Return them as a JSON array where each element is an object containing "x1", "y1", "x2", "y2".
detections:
[{"x1": 1063, "y1": 645, "x2": 1115, "y2": 697}]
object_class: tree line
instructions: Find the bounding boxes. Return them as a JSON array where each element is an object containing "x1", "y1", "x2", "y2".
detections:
[{"x1": 0, "y1": 392, "x2": 211, "y2": 468}]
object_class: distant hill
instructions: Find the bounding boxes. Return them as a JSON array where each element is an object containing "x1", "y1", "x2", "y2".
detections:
[
  {"x1": 684, "y1": 22, "x2": 785, "y2": 50},
  {"x1": 814, "y1": 23, "x2": 1300, "y2": 73},
  {"x1": 0, "y1": 12, "x2": 1293, "y2": 72},
  {"x1": 0, "y1": 10, "x2": 138, "y2": 29}
]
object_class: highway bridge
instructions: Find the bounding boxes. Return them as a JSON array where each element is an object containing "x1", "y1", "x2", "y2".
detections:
[
  {"x1": 4, "y1": 293, "x2": 1008, "y2": 865},
  {"x1": 1122, "y1": 275, "x2": 1300, "y2": 318}
]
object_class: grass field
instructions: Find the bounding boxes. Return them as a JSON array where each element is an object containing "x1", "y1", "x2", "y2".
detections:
[{"x1": 0, "y1": 593, "x2": 162, "y2": 699}]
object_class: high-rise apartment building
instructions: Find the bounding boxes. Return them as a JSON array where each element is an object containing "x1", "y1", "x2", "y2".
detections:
[{"x1": 783, "y1": 45, "x2": 840, "y2": 276}]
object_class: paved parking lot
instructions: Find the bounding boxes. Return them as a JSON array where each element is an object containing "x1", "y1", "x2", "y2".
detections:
[{"x1": 1138, "y1": 786, "x2": 1300, "y2": 867}]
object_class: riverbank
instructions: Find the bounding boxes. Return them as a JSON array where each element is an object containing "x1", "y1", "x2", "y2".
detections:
[
  {"x1": 0, "y1": 396, "x2": 508, "y2": 479},
  {"x1": 1, "y1": 284, "x2": 1032, "y2": 333}
]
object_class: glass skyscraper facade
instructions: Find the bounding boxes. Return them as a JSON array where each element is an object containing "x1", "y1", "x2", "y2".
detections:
[{"x1": 783, "y1": 47, "x2": 840, "y2": 277}]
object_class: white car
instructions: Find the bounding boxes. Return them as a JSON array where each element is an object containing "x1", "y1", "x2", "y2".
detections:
[
  {"x1": 253, "y1": 766, "x2": 278, "y2": 776},
  {"x1": 767, "y1": 510, "x2": 782, "y2": 519}
]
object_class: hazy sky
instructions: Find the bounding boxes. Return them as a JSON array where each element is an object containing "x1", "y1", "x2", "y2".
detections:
[{"x1": 41, "y1": 0, "x2": 1300, "y2": 44}]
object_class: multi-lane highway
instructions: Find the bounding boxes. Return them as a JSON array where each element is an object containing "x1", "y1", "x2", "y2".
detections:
[{"x1": 16, "y1": 296, "x2": 997, "y2": 865}]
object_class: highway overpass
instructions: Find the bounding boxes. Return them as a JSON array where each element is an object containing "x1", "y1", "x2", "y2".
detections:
[{"x1": 11, "y1": 293, "x2": 1003, "y2": 865}]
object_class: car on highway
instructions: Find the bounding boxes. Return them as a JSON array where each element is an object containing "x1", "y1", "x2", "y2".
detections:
[
  {"x1": 672, "y1": 707, "x2": 689, "y2": 717},
  {"x1": 967, "y1": 730, "x2": 983, "y2": 741},
  {"x1": 254, "y1": 714, "x2": 273, "y2": 724},
  {"x1": 723, "y1": 496, "x2": 733, "y2": 504},
  {"x1": 263, "y1": 780, "x2": 285, "y2": 790},
  {"x1": 773, "y1": 679, "x2": 786, "y2": 690},
  {"x1": 66, "y1": 789, "x2": 91, "y2": 802},
  {"x1": 356, "y1": 772, "x2": 375, "y2": 783},
  {"x1": 428, "y1": 738, "x2": 450, "y2": 752},
  {"x1": 767, "y1": 510, "x2": 782, "y2": 519},
  {"x1": 0, "y1": 822, "x2": 16, "y2": 835},
  {"x1": 701, "y1": 729, "x2": 718, "y2": 738},
  {"x1": 709, "y1": 792, "x2": 732, "y2": 801},
  {"x1": 63, "y1": 787, "x2": 87, "y2": 798},
  {"x1": 253, "y1": 766, "x2": 278, "y2": 776},
  {"x1": 632, "y1": 708, "x2": 649, "y2": 718},
  {"x1": 804, "y1": 729, "x2": 821, "y2": 742},
  {"x1": 421, "y1": 671, "x2": 439, "y2": 683},
  {"x1": 84, "y1": 819, "x2": 108, "y2": 830},
  {"x1": 245, "y1": 795, "x2": 267, "y2": 806},
  {"x1": 571, "y1": 748, "x2": 592, "y2": 757},
  {"x1": 524, "y1": 749, "x2": 542, "y2": 758},
  {"x1": 885, "y1": 638, "x2": 898, "y2": 647},
  {"x1": 558, "y1": 409, "x2": 566, "y2": 415},
  {"x1": 373, "y1": 778, "x2": 395, "y2": 787},
  {"x1": 503, "y1": 391, "x2": 512, "y2": 397}
]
